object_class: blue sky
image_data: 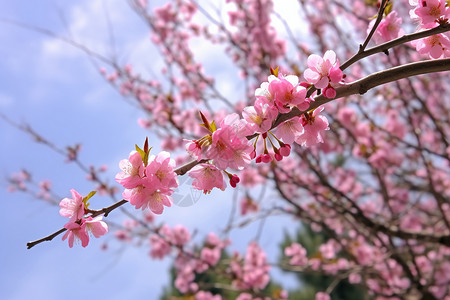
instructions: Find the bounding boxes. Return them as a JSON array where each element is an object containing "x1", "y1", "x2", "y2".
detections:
[{"x1": 0, "y1": 1, "x2": 302, "y2": 299}]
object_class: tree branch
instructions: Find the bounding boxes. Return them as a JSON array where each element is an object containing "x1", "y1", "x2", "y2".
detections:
[
  {"x1": 341, "y1": 22, "x2": 450, "y2": 71},
  {"x1": 25, "y1": 56, "x2": 450, "y2": 249},
  {"x1": 273, "y1": 58, "x2": 450, "y2": 127},
  {"x1": 26, "y1": 159, "x2": 208, "y2": 249}
]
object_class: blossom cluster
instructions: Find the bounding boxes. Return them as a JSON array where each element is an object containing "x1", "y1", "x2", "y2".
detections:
[
  {"x1": 57, "y1": 47, "x2": 343, "y2": 249},
  {"x1": 183, "y1": 56, "x2": 340, "y2": 194},
  {"x1": 59, "y1": 189, "x2": 108, "y2": 248},
  {"x1": 115, "y1": 149, "x2": 179, "y2": 215},
  {"x1": 410, "y1": 0, "x2": 450, "y2": 58}
]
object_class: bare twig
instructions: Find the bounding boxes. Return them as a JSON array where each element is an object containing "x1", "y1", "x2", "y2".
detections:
[
  {"x1": 26, "y1": 159, "x2": 208, "y2": 249},
  {"x1": 341, "y1": 22, "x2": 450, "y2": 71}
]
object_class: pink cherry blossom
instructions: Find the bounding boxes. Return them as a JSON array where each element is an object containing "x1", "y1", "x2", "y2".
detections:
[
  {"x1": 368, "y1": 11, "x2": 404, "y2": 44},
  {"x1": 149, "y1": 233, "x2": 172, "y2": 259},
  {"x1": 228, "y1": 173, "x2": 240, "y2": 188},
  {"x1": 117, "y1": 149, "x2": 179, "y2": 214},
  {"x1": 269, "y1": 75, "x2": 308, "y2": 113},
  {"x1": 255, "y1": 74, "x2": 309, "y2": 112},
  {"x1": 242, "y1": 102, "x2": 278, "y2": 133},
  {"x1": 186, "y1": 140, "x2": 204, "y2": 161},
  {"x1": 295, "y1": 107, "x2": 330, "y2": 147},
  {"x1": 231, "y1": 241, "x2": 270, "y2": 290},
  {"x1": 195, "y1": 291, "x2": 222, "y2": 300},
  {"x1": 304, "y1": 50, "x2": 343, "y2": 96},
  {"x1": 319, "y1": 240, "x2": 340, "y2": 260},
  {"x1": 275, "y1": 116, "x2": 304, "y2": 144},
  {"x1": 171, "y1": 225, "x2": 191, "y2": 246},
  {"x1": 123, "y1": 185, "x2": 173, "y2": 214},
  {"x1": 61, "y1": 216, "x2": 107, "y2": 248},
  {"x1": 188, "y1": 163, "x2": 225, "y2": 194},
  {"x1": 279, "y1": 143, "x2": 291, "y2": 157},
  {"x1": 239, "y1": 167, "x2": 265, "y2": 187},
  {"x1": 414, "y1": 32, "x2": 450, "y2": 58},
  {"x1": 411, "y1": 0, "x2": 450, "y2": 26},
  {"x1": 236, "y1": 293, "x2": 252, "y2": 300},
  {"x1": 59, "y1": 189, "x2": 85, "y2": 221},
  {"x1": 256, "y1": 153, "x2": 272, "y2": 164},
  {"x1": 315, "y1": 292, "x2": 331, "y2": 300},
  {"x1": 255, "y1": 75, "x2": 277, "y2": 104},
  {"x1": 115, "y1": 151, "x2": 145, "y2": 189},
  {"x1": 240, "y1": 197, "x2": 259, "y2": 215},
  {"x1": 62, "y1": 220, "x2": 89, "y2": 248},
  {"x1": 146, "y1": 151, "x2": 179, "y2": 190},
  {"x1": 84, "y1": 216, "x2": 108, "y2": 238},
  {"x1": 285, "y1": 242, "x2": 308, "y2": 266},
  {"x1": 206, "y1": 114, "x2": 253, "y2": 170},
  {"x1": 200, "y1": 247, "x2": 221, "y2": 266}
]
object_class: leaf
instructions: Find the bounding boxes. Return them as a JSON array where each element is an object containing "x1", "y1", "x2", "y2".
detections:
[
  {"x1": 135, "y1": 144, "x2": 146, "y2": 162},
  {"x1": 210, "y1": 120, "x2": 217, "y2": 132},
  {"x1": 270, "y1": 66, "x2": 279, "y2": 77},
  {"x1": 82, "y1": 190, "x2": 96, "y2": 208},
  {"x1": 384, "y1": 1, "x2": 393, "y2": 16}
]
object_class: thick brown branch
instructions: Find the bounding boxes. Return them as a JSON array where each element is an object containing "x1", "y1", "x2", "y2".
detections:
[{"x1": 273, "y1": 58, "x2": 450, "y2": 127}]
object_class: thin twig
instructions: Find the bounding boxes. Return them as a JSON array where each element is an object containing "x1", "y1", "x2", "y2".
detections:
[
  {"x1": 341, "y1": 22, "x2": 450, "y2": 71},
  {"x1": 26, "y1": 159, "x2": 208, "y2": 249}
]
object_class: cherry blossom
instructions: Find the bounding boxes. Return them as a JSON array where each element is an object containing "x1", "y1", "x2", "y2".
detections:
[
  {"x1": 242, "y1": 102, "x2": 278, "y2": 133},
  {"x1": 368, "y1": 11, "x2": 404, "y2": 44},
  {"x1": 315, "y1": 292, "x2": 331, "y2": 300},
  {"x1": 414, "y1": 31, "x2": 450, "y2": 58},
  {"x1": 285, "y1": 242, "x2": 308, "y2": 266},
  {"x1": 255, "y1": 74, "x2": 309, "y2": 112},
  {"x1": 188, "y1": 163, "x2": 225, "y2": 194},
  {"x1": 115, "y1": 151, "x2": 146, "y2": 189},
  {"x1": 410, "y1": 0, "x2": 450, "y2": 26},
  {"x1": 62, "y1": 216, "x2": 107, "y2": 248},
  {"x1": 206, "y1": 114, "x2": 253, "y2": 170},
  {"x1": 195, "y1": 291, "x2": 222, "y2": 300},
  {"x1": 18, "y1": 1, "x2": 450, "y2": 298},
  {"x1": 117, "y1": 150, "x2": 178, "y2": 214},
  {"x1": 62, "y1": 221, "x2": 89, "y2": 248},
  {"x1": 295, "y1": 107, "x2": 330, "y2": 147},
  {"x1": 84, "y1": 216, "x2": 109, "y2": 239},
  {"x1": 240, "y1": 197, "x2": 259, "y2": 215},
  {"x1": 146, "y1": 151, "x2": 179, "y2": 190},
  {"x1": 303, "y1": 50, "x2": 343, "y2": 98},
  {"x1": 275, "y1": 116, "x2": 304, "y2": 144},
  {"x1": 123, "y1": 185, "x2": 173, "y2": 214},
  {"x1": 59, "y1": 189, "x2": 86, "y2": 221}
]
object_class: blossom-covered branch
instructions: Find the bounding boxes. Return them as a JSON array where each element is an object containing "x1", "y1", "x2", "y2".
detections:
[{"x1": 273, "y1": 58, "x2": 450, "y2": 127}]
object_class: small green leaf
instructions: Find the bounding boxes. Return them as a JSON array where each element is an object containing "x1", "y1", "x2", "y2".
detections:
[
  {"x1": 270, "y1": 66, "x2": 279, "y2": 77},
  {"x1": 384, "y1": 2, "x2": 393, "y2": 16},
  {"x1": 143, "y1": 148, "x2": 151, "y2": 167},
  {"x1": 210, "y1": 120, "x2": 217, "y2": 132},
  {"x1": 83, "y1": 190, "x2": 96, "y2": 208},
  {"x1": 135, "y1": 144, "x2": 146, "y2": 161}
]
